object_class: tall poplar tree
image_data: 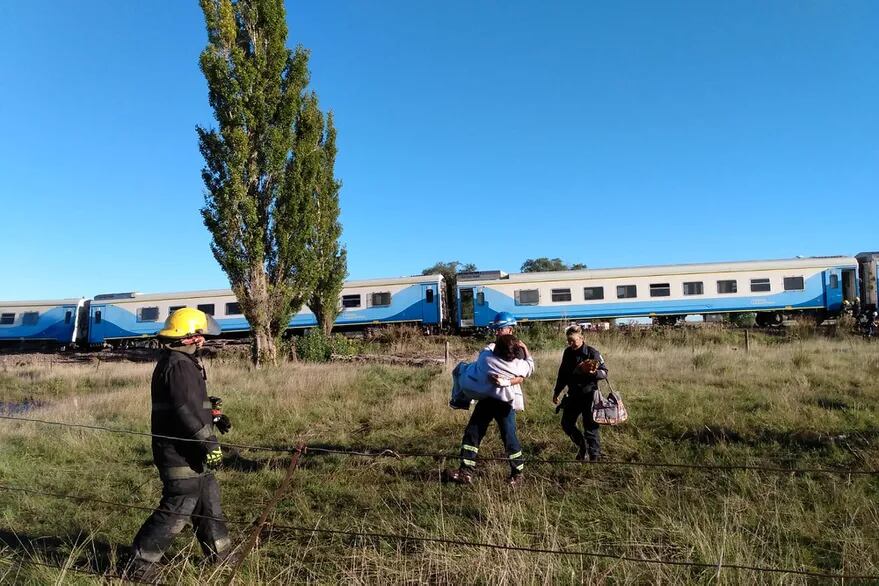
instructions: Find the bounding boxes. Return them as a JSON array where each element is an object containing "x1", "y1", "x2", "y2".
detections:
[
  {"x1": 308, "y1": 111, "x2": 347, "y2": 335},
  {"x1": 198, "y1": 0, "x2": 340, "y2": 366}
]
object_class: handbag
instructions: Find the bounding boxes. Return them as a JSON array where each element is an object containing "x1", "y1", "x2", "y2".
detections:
[{"x1": 591, "y1": 379, "x2": 628, "y2": 425}]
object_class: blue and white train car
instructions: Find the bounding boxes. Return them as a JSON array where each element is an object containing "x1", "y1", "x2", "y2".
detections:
[
  {"x1": 86, "y1": 274, "x2": 445, "y2": 346},
  {"x1": 455, "y1": 257, "x2": 859, "y2": 329},
  {"x1": 0, "y1": 298, "x2": 85, "y2": 347}
]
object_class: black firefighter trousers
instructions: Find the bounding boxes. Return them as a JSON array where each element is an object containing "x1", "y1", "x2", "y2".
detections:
[{"x1": 132, "y1": 472, "x2": 231, "y2": 564}]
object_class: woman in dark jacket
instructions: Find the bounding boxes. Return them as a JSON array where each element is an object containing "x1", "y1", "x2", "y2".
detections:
[{"x1": 552, "y1": 324, "x2": 608, "y2": 461}]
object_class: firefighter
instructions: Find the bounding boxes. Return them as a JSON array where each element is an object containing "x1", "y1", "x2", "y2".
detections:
[
  {"x1": 552, "y1": 324, "x2": 608, "y2": 461},
  {"x1": 449, "y1": 312, "x2": 532, "y2": 487},
  {"x1": 126, "y1": 307, "x2": 232, "y2": 579}
]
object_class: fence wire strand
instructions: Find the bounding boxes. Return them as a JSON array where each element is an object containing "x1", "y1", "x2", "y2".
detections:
[
  {"x1": 1, "y1": 483, "x2": 877, "y2": 581},
  {"x1": 1, "y1": 413, "x2": 874, "y2": 476}
]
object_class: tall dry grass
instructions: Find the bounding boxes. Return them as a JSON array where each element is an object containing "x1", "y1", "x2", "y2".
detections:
[{"x1": 0, "y1": 332, "x2": 878, "y2": 583}]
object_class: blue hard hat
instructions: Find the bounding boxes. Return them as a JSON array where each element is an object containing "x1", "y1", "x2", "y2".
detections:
[{"x1": 491, "y1": 311, "x2": 517, "y2": 329}]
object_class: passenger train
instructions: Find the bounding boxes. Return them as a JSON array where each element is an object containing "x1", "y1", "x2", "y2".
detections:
[{"x1": 0, "y1": 252, "x2": 876, "y2": 348}]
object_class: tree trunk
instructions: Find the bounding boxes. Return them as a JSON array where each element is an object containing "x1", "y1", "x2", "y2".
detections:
[
  {"x1": 247, "y1": 266, "x2": 278, "y2": 367},
  {"x1": 252, "y1": 324, "x2": 278, "y2": 367}
]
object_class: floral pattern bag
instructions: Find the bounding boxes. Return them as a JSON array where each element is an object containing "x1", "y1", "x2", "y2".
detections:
[{"x1": 592, "y1": 379, "x2": 628, "y2": 425}]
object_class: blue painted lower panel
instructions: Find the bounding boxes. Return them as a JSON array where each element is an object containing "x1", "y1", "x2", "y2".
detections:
[{"x1": 0, "y1": 306, "x2": 78, "y2": 344}]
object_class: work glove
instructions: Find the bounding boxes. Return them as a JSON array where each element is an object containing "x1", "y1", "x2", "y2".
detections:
[
  {"x1": 209, "y1": 396, "x2": 232, "y2": 434},
  {"x1": 205, "y1": 446, "x2": 224, "y2": 469}
]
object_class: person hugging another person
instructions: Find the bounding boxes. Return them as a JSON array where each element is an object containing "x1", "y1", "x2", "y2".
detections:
[
  {"x1": 449, "y1": 313, "x2": 534, "y2": 486},
  {"x1": 552, "y1": 324, "x2": 608, "y2": 461}
]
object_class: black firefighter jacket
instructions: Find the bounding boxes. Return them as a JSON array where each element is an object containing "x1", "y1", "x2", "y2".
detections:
[
  {"x1": 552, "y1": 344, "x2": 608, "y2": 400},
  {"x1": 150, "y1": 348, "x2": 219, "y2": 479}
]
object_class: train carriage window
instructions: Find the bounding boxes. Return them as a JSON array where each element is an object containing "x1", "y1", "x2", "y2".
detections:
[
  {"x1": 0, "y1": 313, "x2": 14, "y2": 325},
  {"x1": 476, "y1": 291, "x2": 485, "y2": 305},
  {"x1": 616, "y1": 285, "x2": 637, "y2": 299},
  {"x1": 225, "y1": 302, "x2": 242, "y2": 315},
  {"x1": 783, "y1": 276, "x2": 804, "y2": 291},
  {"x1": 551, "y1": 288, "x2": 572, "y2": 302},
  {"x1": 371, "y1": 292, "x2": 391, "y2": 307},
  {"x1": 137, "y1": 307, "x2": 160, "y2": 322},
  {"x1": 717, "y1": 280, "x2": 737, "y2": 294},
  {"x1": 65, "y1": 311, "x2": 73, "y2": 324},
  {"x1": 22, "y1": 312, "x2": 39, "y2": 325},
  {"x1": 94, "y1": 311, "x2": 102, "y2": 324},
  {"x1": 342, "y1": 294, "x2": 361, "y2": 308},
  {"x1": 750, "y1": 278, "x2": 771, "y2": 292},
  {"x1": 830, "y1": 274, "x2": 839, "y2": 289},
  {"x1": 197, "y1": 304, "x2": 215, "y2": 316},
  {"x1": 683, "y1": 282, "x2": 703, "y2": 295},
  {"x1": 584, "y1": 286, "x2": 604, "y2": 300},
  {"x1": 515, "y1": 289, "x2": 540, "y2": 305},
  {"x1": 169, "y1": 305, "x2": 185, "y2": 316},
  {"x1": 425, "y1": 289, "x2": 434, "y2": 303},
  {"x1": 649, "y1": 283, "x2": 670, "y2": 297}
]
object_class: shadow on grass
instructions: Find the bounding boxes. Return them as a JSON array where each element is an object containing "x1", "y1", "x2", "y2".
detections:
[{"x1": 0, "y1": 528, "x2": 123, "y2": 576}]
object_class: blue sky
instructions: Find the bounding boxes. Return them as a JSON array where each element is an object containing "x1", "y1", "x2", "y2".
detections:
[{"x1": 0, "y1": 1, "x2": 876, "y2": 300}]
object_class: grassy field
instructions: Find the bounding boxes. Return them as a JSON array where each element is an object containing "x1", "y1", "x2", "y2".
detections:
[{"x1": 1, "y1": 329, "x2": 879, "y2": 584}]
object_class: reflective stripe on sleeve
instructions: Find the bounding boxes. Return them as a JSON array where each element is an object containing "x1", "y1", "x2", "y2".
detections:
[
  {"x1": 462, "y1": 444, "x2": 479, "y2": 453},
  {"x1": 509, "y1": 451, "x2": 523, "y2": 460},
  {"x1": 462, "y1": 459, "x2": 476, "y2": 467}
]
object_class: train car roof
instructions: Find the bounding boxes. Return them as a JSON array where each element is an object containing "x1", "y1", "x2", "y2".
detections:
[
  {"x1": 91, "y1": 274, "x2": 445, "y2": 303},
  {"x1": 0, "y1": 298, "x2": 83, "y2": 307},
  {"x1": 456, "y1": 256, "x2": 858, "y2": 286}
]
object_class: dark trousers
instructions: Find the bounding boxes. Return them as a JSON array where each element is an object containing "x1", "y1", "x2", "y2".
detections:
[
  {"x1": 459, "y1": 398, "x2": 524, "y2": 474},
  {"x1": 132, "y1": 473, "x2": 230, "y2": 564},
  {"x1": 560, "y1": 391, "x2": 601, "y2": 457}
]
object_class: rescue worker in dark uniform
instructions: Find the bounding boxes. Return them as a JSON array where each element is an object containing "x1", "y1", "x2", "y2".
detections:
[
  {"x1": 126, "y1": 307, "x2": 231, "y2": 579},
  {"x1": 552, "y1": 324, "x2": 608, "y2": 461},
  {"x1": 449, "y1": 312, "x2": 532, "y2": 487}
]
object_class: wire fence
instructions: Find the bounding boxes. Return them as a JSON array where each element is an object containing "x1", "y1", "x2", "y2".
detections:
[
  {"x1": 2, "y1": 482, "x2": 877, "y2": 582},
  {"x1": 1, "y1": 413, "x2": 875, "y2": 476}
]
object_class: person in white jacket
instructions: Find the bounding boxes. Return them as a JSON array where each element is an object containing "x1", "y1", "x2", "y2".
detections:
[{"x1": 449, "y1": 333, "x2": 534, "y2": 486}]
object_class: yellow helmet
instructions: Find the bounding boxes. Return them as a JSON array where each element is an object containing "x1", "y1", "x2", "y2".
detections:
[{"x1": 158, "y1": 307, "x2": 222, "y2": 338}]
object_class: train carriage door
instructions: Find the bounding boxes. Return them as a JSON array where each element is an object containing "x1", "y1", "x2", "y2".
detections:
[
  {"x1": 842, "y1": 269, "x2": 857, "y2": 303},
  {"x1": 89, "y1": 304, "x2": 105, "y2": 345},
  {"x1": 460, "y1": 288, "x2": 475, "y2": 328},
  {"x1": 421, "y1": 284, "x2": 437, "y2": 323}
]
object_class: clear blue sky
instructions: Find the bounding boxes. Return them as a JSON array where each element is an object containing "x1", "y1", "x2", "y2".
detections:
[{"x1": 1, "y1": 1, "x2": 876, "y2": 300}]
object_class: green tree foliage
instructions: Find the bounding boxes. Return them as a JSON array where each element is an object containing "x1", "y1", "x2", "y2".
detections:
[
  {"x1": 521, "y1": 257, "x2": 586, "y2": 272},
  {"x1": 198, "y1": 0, "x2": 340, "y2": 366},
  {"x1": 308, "y1": 112, "x2": 347, "y2": 336},
  {"x1": 422, "y1": 261, "x2": 477, "y2": 326}
]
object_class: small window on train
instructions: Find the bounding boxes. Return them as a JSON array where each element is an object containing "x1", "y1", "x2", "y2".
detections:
[
  {"x1": 649, "y1": 283, "x2": 670, "y2": 297},
  {"x1": 94, "y1": 310, "x2": 102, "y2": 324},
  {"x1": 197, "y1": 304, "x2": 215, "y2": 316},
  {"x1": 783, "y1": 276, "x2": 804, "y2": 291},
  {"x1": 616, "y1": 285, "x2": 637, "y2": 299},
  {"x1": 551, "y1": 288, "x2": 572, "y2": 302},
  {"x1": 0, "y1": 313, "x2": 15, "y2": 325},
  {"x1": 138, "y1": 307, "x2": 160, "y2": 322},
  {"x1": 371, "y1": 292, "x2": 391, "y2": 307},
  {"x1": 22, "y1": 312, "x2": 39, "y2": 325},
  {"x1": 225, "y1": 302, "x2": 242, "y2": 315},
  {"x1": 65, "y1": 311, "x2": 72, "y2": 324},
  {"x1": 683, "y1": 282, "x2": 703, "y2": 295},
  {"x1": 342, "y1": 294, "x2": 361, "y2": 308},
  {"x1": 830, "y1": 274, "x2": 839, "y2": 289},
  {"x1": 169, "y1": 305, "x2": 185, "y2": 316},
  {"x1": 477, "y1": 291, "x2": 485, "y2": 305},
  {"x1": 750, "y1": 278, "x2": 771, "y2": 292},
  {"x1": 425, "y1": 289, "x2": 434, "y2": 303},
  {"x1": 584, "y1": 286, "x2": 604, "y2": 300},
  {"x1": 717, "y1": 280, "x2": 737, "y2": 294},
  {"x1": 515, "y1": 289, "x2": 540, "y2": 305}
]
